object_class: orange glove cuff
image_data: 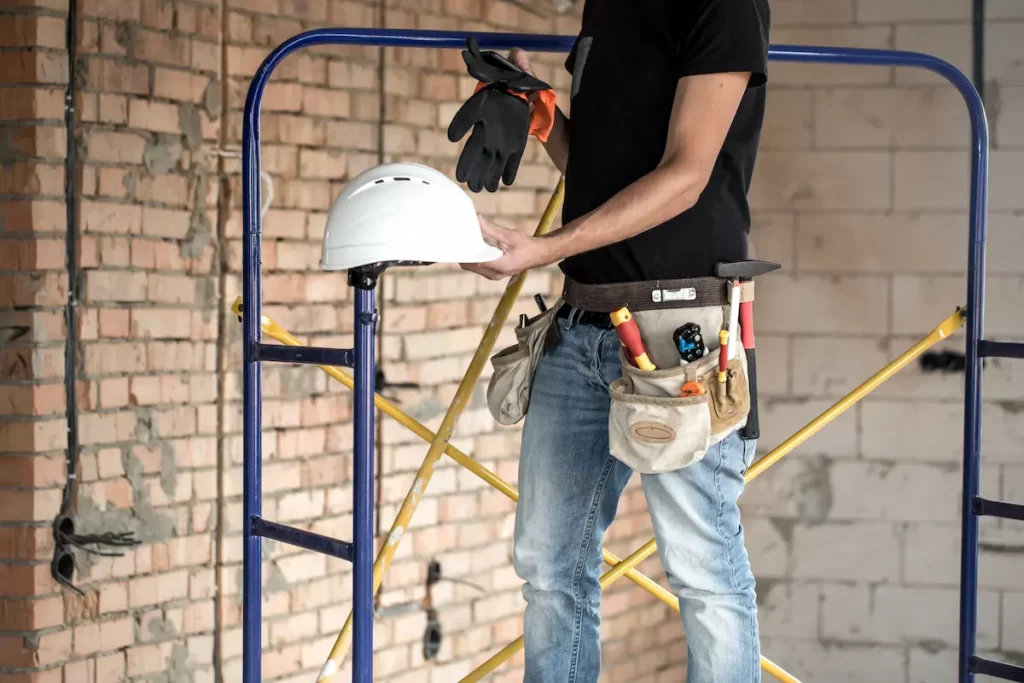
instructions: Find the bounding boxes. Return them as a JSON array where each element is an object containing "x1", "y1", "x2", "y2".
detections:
[
  {"x1": 528, "y1": 89, "x2": 557, "y2": 143},
  {"x1": 473, "y1": 82, "x2": 557, "y2": 143}
]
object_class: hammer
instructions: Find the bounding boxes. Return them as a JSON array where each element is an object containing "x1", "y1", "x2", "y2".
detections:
[{"x1": 713, "y1": 259, "x2": 781, "y2": 441}]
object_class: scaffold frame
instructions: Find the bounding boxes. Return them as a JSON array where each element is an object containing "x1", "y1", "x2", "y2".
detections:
[{"x1": 238, "y1": 27, "x2": 1001, "y2": 683}]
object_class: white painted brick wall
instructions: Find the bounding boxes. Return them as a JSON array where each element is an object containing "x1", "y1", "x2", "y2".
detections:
[{"x1": 741, "y1": 2, "x2": 1024, "y2": 679}]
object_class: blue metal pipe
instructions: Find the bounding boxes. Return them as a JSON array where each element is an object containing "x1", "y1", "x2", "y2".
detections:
[
  {"x1": 351, "y1": 287, "x2": 377, "y2": 681},
  {"x1": 255, "y1": 343, "x2": 354, "y2": 367},
  {"x1": 240, "y1": 27, "x2": 988, "y2": 683},
  {"x1": 241, "y1": 227, "x2": 262, "y2": 683},
  {"x1": 251, "y1": 516, "x2": 355, "y2": 561}
]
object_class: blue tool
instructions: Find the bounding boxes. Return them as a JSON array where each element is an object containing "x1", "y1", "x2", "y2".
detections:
[{"x1": 673, "y1": 323, "x2": 706, "y2": 364}]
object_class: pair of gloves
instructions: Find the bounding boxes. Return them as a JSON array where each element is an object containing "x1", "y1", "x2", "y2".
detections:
[{"x1": 446, "y1": 37, "x2": 557, "y2": 193}]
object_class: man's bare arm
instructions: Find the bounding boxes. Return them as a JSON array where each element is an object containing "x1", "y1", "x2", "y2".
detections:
[
  {"x1": 540, "y1": 106, "x2": 570, "y2": 174},
  {"x1": 539, "y1": 71, "x2": 751, "y2": 261}
]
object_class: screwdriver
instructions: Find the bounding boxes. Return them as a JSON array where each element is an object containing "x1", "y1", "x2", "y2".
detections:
[{"x1": 610, "y1": 306, "x2": 656, "y2": 371}]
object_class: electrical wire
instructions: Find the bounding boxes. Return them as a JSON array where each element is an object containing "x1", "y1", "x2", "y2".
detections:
[{"x1": 51, "y1": 0, "x2": 141, "y2": 593}]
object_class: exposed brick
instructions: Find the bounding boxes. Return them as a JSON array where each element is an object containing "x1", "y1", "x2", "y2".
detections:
[
  {"x1": 299, "y1": 149, "x2": 347, "y2": 180},
  {"x1": 83, "y1": 341, "x2": 147, "y2": 375},
  {"x1": 96, "y1": 308, "x2": 130, "y2": 338},
  {"x1": 85, "y1": 131, "x2": 147, "y2": 164},
  {"x1": 0, "y1": 453, "x2": 64, "y2": 487},
  {"x1": 140, "y1": 206, "x2": 191, "y2": 239},
  {"x1": 90, "y1": 58, "x2": 150, "y2": 95},
  {"x1": 130, "y1": 308, "x2": 193, "y2": 340},
  {"x1": 81, "y1": 200, "x2": 143, "y2": 235},
  {"x1": 133, "y1": 29, "x2": 192, "y2": 67},
  {"x1": 127, "y1": 99, "x2": 180, "y2": 134},
  {"x1": 0, "y1": 271, "x2": 66, "y2": 307},
  {"x1": 302, "y1": 87, "x2": 351, "y2": 118},
  {"x1": 78, "y1": 409, "x2": 137, "y2": 445},
  {"x1": 84, "y1": 270, "x2": 147, "y2": 302},
  {"x1": 0, "y1": 51, "x2": 68, "y2": 85},
  {"x1": 0, "y1": 15, "x2": 66, "y2": 49},
  {"x1": 97, "y1": 236, "x2": 130, "y2": 266}
]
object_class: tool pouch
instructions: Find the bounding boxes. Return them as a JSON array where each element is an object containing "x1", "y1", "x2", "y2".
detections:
[
  {"x1": 607, "y1": 306, "x2": 750, "y2": 474},
  {"x1": 486, "y1": 299, "x2": 563, "y2": 426}
]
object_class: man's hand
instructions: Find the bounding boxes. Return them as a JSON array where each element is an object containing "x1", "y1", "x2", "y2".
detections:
[
  {"x1": 508, "y1": 48, "x2": 532, "y2": 75},
  {"x1": 506, "y1": 48, "x2": 570, "y2": 173},
  {"x1": 460, "y1": 215, "x2": 557, "y2": 280}
]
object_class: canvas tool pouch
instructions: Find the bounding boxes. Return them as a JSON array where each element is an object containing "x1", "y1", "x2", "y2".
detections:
[
  {"x1": 486, "y1": 298, "x2": 563, "y2": 426},
  {"x1": 564, "y1": 277, "x2": 752, "y2": 474}
]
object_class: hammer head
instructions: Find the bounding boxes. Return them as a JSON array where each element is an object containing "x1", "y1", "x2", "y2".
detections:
[{"x1": 714, "y1": 259, "x2": 782, "y2": 281}]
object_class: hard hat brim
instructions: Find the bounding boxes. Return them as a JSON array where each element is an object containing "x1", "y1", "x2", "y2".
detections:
[{"x1": 321, "y1": 242, "x2": 502, "y2": 272}]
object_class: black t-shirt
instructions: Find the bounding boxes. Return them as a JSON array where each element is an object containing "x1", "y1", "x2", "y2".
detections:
[{"x1": 559, "y1": 0, "x2": 770, "y2": 284}]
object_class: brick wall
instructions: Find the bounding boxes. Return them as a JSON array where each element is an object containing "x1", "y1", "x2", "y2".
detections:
[
  {"x1": 3, "y1": 1, "x2": 1023, "y2": 682},
  {"x1": 744, "y1": 2, "x2": 1024, "y2": 681},
  {"x1": 0, "y1": 0, "x2": 685, "y2": 682},
  {"x1": 1, "y1": 1, "x2": 77, "y2": 682}
]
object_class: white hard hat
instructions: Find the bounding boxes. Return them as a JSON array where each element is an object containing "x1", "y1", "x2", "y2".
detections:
[{"x1": 320, "y1": 162, "x2": 503, "y2": 272}]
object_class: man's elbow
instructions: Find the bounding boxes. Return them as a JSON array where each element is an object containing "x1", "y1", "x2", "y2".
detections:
[{"x1": 662, "y1": 164, "x2": 709, "y2": 215}]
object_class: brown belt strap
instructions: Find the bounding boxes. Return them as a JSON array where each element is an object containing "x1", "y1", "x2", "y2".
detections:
[{"x1": 562, "y1": 275, "x2": 734, "y2": 312}]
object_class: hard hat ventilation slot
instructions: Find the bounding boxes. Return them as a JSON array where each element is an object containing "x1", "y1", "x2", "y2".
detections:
[{"x1": 372, "y1": 176, "x2": 429, "y2": 185}]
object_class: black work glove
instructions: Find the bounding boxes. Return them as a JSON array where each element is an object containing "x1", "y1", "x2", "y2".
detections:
[
  {"x1": 447, "y1": 85, "x2": 531, "y2": 193},
  {"x1": 460, "y1": 37, "x2": 551, "y2": 93},
  {"x1": 446, "y1": 37, "x2": 553, "y2": 193}
]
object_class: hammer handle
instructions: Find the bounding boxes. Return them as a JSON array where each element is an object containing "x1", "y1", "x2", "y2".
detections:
[{"x1": 742, "y1": 347, "x2": 759, "y2": 440}]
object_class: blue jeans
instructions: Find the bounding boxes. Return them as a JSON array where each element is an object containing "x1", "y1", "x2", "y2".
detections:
[{"x1": 514, "y1": 312, "x2": 760, "y2": 682}]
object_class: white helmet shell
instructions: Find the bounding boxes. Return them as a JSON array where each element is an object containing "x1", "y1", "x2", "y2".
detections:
[{"x1": 320, "y1": 162, "x2": 503, "y2": 272}]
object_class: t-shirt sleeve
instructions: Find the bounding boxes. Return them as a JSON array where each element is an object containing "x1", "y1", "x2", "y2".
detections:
[
  {"x1": 673, "y1": 0, "x2": 770, "y2": 88},
  {"x1": 564, "y1": 37, "x2": 579, "y2": 75}
]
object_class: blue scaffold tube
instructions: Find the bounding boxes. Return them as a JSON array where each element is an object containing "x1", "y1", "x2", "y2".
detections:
[{"x1": 351, "y1": 287, "x2": 377, "y2": 681}]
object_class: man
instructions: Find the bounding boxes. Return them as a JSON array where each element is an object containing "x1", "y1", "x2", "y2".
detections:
[{"x1": 461, "y1": 0, "x2": 771, "y2": 680}]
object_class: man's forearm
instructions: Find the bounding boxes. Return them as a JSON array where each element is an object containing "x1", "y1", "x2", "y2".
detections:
[
  {"x1": 540, "y1": 107, "x2": 570, "y2": 174},
  {"x1": 540, "y1": 161, "x2": 705, "y2": 262}
]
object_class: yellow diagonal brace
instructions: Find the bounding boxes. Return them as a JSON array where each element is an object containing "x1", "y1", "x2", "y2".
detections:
[
  {"x1": 229, "y1": 294, "x2": 676, "y2": 610},
  {"x1": 459, "y1": 306, "x2": 967, "y2": 683},
  {"x1": 746, "y1": 306, "x2": 966, "y2": 481},
  {"x1": 313, "y1": 179, "x2": 565, "y2": 681}
]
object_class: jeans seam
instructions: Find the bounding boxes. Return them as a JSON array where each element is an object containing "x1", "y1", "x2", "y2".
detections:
[
  {"x1": 567, "y1": 455, "x2": 617, "y2": 683},
  {"x1": 712, "y1": 440, "x2": 743, "y2": 594}
]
